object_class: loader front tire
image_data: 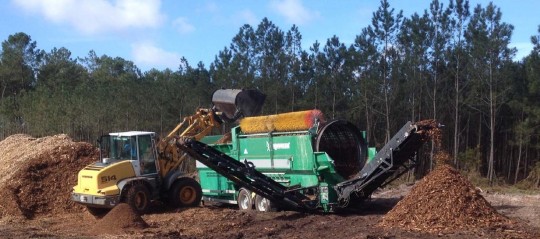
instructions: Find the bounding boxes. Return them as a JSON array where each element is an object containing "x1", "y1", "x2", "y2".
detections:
[
  {"x1": 125, "y1": 184, "x2": 150, "y2": 214},
  {"x1": 169, "y1": 178, "x2": 202, "y2": 207}
]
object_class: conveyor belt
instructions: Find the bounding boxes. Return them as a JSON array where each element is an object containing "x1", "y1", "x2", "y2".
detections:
[{"x1": 334, "y1": 121, "x2": 432, "y2": 206}]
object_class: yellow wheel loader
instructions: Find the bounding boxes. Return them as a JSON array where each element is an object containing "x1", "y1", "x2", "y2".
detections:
[{"x1": 71, "y1": 89, "x2": 266, "y2": 215}]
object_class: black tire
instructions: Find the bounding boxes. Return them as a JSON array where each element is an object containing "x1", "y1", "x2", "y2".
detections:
[
  {"x1": 254, "y1": 194, "x2": 276, "y2": 212},
  {"x1": 86, "y1": 206, "x2": 110, "y2": 218},
  {"x1": 125, "y1": 184, "x2": 150, "y2": 214},
  {"x1": 169, "y1": 178, "x2": 202, "y2": 207},
  {"x1": 237, "y1": 188, "x2": 252, "y2": 210}
]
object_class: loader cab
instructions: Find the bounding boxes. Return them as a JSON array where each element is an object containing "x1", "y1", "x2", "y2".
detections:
[{"x1": 99, "y1": 131, "x2": 158, "y2": 176}]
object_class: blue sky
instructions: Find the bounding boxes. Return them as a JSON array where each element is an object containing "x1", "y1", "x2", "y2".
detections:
[{"x1": 1, "y1": 0, "x2": 538, "y2": 72}]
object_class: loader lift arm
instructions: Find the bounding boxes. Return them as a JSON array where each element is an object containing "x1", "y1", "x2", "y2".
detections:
[
  {"x1": 334, "y1": 121, "x2": 439, "y2": 206},
  {"x1": 157, "y1": 108, "x2": 221, "y2": 177},
  {"x1": 156, "y1": 89, "x2": 266, "y2": 178},
  {"x1": 178, "y1": 138, "x2": 315, "y2": 211}
]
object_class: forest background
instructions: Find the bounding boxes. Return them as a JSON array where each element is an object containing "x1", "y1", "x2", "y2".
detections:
[{"x1": 1, "y1": 0, "x2": 539, "y2": 188}]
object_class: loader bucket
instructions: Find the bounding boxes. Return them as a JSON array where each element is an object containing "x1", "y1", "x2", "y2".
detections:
[
  {"x1": 316, "y1": 120, "x2": 368, "y2": 179},
  {"x1": 212, "y1": 89, "x2": 266, "y2": 122}
]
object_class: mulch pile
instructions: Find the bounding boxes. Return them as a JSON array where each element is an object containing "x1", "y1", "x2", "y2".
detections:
[
  {"x1": 380, "y1": 162, "x2": 512, "y2": 233},
  {"x1": 92, "y1": 203, "x2": 148, "y2": 235},
  {"x1": 0, "y1": 134, "x2": 98, "y2": 219},
  {"x1": 380, "y1": 120, "x2": 513, "y2": 233}
]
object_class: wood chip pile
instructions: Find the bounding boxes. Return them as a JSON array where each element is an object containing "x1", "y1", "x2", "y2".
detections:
[
  {"x1": 380, "y1": 120, "x2": 517, "y2": 234},
  {"x1": 380, "y1": 159, "x2": 511, "y2": 233},
  {"x1": 0, "y1": 134, "x2": 98, "y2": 219}
]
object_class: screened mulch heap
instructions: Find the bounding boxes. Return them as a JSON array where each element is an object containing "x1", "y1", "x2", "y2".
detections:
[{"x1": 380, "y1": 156, "x2": 514, "y2": 233}]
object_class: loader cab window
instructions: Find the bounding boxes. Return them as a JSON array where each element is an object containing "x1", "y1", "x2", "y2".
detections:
[
  {"x1": 121, "y1": 136, "x2": 138, "y2": 160},
  {"x1": 99, "y1": 136, "x2": 111, "y2": 160},
  {"x1": 138, "y1": 135, "x2": 157, "y2": 175},
  {"x1": 100, "y1": 135, "x2": 138, "y2": 161}
]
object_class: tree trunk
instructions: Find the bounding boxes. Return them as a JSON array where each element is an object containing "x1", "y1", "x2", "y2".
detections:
[
  {"x1": 488, "y1": 63, "x2": 495, "y2": 185},
  {"x1": 453, "y1": 63, "x2": 460, "y2": 165},
  {"x1": 514, "y1": 136, "x2": 522, "y2": 184},
  {"x1": 524, "y1": 145, "x2": 529, "y2": 177},
  {"x1": 385, "y1": 89, "x2": 390, "y2": 143},
  {"x1": 364, "y1": 90, "x2": 371, "y2": 146},
  {"x1": 507, "y1": 135, "x2": 512, "y2": 182},
  {"x1": 291, "y1": 83, "x2": 295, "y2": 111},
  {"x1": 332, "y1": 90, "x2": 336, "y2": 119},
  {"x1": 477, "y1": 113, "x2": 482, "y2": 148},
  {"x1": 430, "y1": 68, "x2": 438, "y2": 171},
  {"x1": 382, "y1": 37, "x2": 390, "y2": 143},
  {"x1": 1, "y1": 84, "x2": 6, "y2": 100}
]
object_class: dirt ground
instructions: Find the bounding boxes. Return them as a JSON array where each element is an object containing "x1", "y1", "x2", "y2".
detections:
[
  {"x1": 0, "y1": 134, "x2": 539, "y2": 239},
  {"x1": 0, "y1": 187, "x2": 538, "y2": 239}
]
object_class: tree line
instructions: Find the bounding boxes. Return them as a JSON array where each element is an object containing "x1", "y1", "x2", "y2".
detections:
[{"x1": 0, "y1": 0, "x2": 538, "y2": 188}]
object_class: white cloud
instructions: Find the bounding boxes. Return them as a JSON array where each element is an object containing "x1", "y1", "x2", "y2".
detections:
[
  {"x1": 172, "y1": 17, "x2": 195, "y2": 34},
  {"x1": 131, "y1": 42, "x2": 180, "y2": 70},
  {"x1": 12, "y1": 0, "x2": 165, "y2": 35},
  {"x1": 269, "y1": 0, "x2": 319, "y2": 25}
]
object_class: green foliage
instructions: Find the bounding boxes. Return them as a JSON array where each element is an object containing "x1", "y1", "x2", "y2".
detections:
[
  {"x1": 458, "y1": 146, "x2": 482, "y2": 174},
  {"x1": 0, "y1": 32, "x2": 42, "y2": 98},
  {"x1": 37, "y1": 47, "x2": 87, "y2": 90},
  {"x1": 516, "y1": 161, "x2": 540, "y2": 189}
]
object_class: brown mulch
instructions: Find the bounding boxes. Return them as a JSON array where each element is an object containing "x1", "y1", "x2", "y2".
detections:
[
  {"x1": 0, "y1": 135, "x2": 98, "y2": 219},
  {"x1": 380, "y1": 120, "x2": 526, "y2": 236},
  {"x1": 379, "y1": 162, "x2": 514, "y2": 233},
  {"x1": 415, "y1": 119, "x2": 442, "y2": 145},
  {"x1": 92, "y1": 203, "x2": 148, "y2": 235}
]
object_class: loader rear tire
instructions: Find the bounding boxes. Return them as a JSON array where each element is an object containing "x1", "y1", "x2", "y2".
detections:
[
  {"x1": 237, "y1": 188, "x2": 252, "y2": 210},
  {"x1": 125, "y1": 184, "x2": 150, "y2": 214},
  {"x1": 169, "y1": 178, "x2": 202, "y2": 207}
]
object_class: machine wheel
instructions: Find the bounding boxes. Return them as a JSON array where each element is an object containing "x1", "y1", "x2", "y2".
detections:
[
  {"x1": 86, "y1": 206, "x2": 110, "y2": 218},
  {"x1": 237, "y1": 188, "x2": 253, "y2": 210},
  {"x1": 254, "y1": 195, "x2": 276, "y2": 212},
  {"x1": 169, "y1": 178, "x2": 202, "y2": 207},
  {"x1": 125, "y1": 184, "x2": 150, "y2": 214}
]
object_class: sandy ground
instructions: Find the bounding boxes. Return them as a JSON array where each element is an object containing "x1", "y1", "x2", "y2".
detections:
[{"x1": 486, "y1": 192, "x2": 540, "y2": 230}]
